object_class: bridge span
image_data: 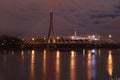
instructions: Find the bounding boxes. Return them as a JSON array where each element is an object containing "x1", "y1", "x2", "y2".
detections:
[{"x1": 21, "y1": 38, "x2": 120, "y2": 49}]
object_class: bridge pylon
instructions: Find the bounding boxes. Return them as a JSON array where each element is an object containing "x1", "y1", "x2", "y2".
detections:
[{"x1": 47, "y1": 10, "x2": 56, "y2": 43}]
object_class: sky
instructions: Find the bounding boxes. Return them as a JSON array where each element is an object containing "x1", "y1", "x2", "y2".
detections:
[{"x1": 0, "y1": 0, "x2": 120, "y2": 39}]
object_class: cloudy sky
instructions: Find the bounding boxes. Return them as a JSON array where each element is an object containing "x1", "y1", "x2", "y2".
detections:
[{"x1": 0, "y1": 0, "x2": 120, "y2": 39}]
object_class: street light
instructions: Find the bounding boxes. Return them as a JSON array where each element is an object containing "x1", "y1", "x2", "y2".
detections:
[
  {"x1": 44, "y1": 37, "x2": 46, "y2": 40},
  {"x1": 108, "y1": 35, "x2": 112, "y2": 41},
  {"x1": 32, "y1": 38, "x2": 35, "y2": 44},
  {"x1": 109, "y1": 35, "x2": 112, "y2": 38},
  {"x1": 32, "y1": 38, "x2": 35, "y2": 41},
  {"x1": 57, "y1": 37, "x2": 60, "y2": 40}
]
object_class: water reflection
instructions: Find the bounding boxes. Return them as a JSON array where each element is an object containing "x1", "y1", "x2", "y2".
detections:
[
  {"x1": 91, "y1": 55, "x2": 96, "y2": 79},
  {"x1": 87, "y1": 51, "x2": 96, "y2": 80},
  {"x1": 87, "y1": 52, "x2": 92, "y2": 80},
  {"x1": 98, "y1": 49, "x2": 101, "y2": 56},
  {"x1": 43, "y1": 49, "x2": 47, "y2": 80},
  {"x1": 21, "y1": 50, "x2": 24, "y2": 63},
  {"x1": 11, "y1": 51, "x2": 14, "y2": 55},
  {"x1": 31, "y1": 50, "x2": 35, "y2": 80},
  {"x1": 107, "y1": 50, "x2": 113, "y2": 77},
  {"x1": 4, "y1": 50, "x2": 7, "y2": 63},
  {"x1": 83, "y1": 49, "x2": 85, "y2": 56},
  {"x1": 56, "y1": 50, "x2": 60, "y2": 80},
  {"x1": 70, "y1": 50, "x2": 76, "y2": 80}
]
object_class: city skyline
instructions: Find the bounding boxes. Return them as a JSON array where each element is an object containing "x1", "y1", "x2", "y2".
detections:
[{"x1": 0, "y1": 0, "x2": 120, "y2": 40}]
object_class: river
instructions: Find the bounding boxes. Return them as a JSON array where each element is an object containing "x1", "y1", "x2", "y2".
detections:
[{"x1": 0, "y1": 48, "x2": 120, "y2": 80}]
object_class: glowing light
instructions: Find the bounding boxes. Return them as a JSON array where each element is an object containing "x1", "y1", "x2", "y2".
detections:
[
  {"x1": 91, "y1": 55, "x2": 96, "y2": 78},
  {"x1": 88, "y1": 49, "x2": 96, "y2": 54},
  {"x1": 71, "y1": 36, "x2": 74, "y2": 39},
  {"x1": 70, "y1": 50, "x2": 76, "y2": 80},
  {"x1": 56, "y1": 50, "x2": 60, "y2": 59},
  {"x1": 32, "y1": 38, "x2": 35, "y2": 41},
  {"x1": 21, "y1": 50, "x2": 24, "y2": 63},
  {"x1": 43, "y1": 49, "x2": 47, "y2": 80},
  {"x1": 87, "y1": 52, "x2": 97, "y2": 79},
  {"x1": 43, "y1": 49, "x2": 46, "y2": 54},
  {"x1": 88, "y1": 36, "x2": 91, "y2": 39},
  {"x1": 87, "y1": 52, "x2": 92, "y2": 80},
  {"x1": 31, "y1": 50, "x2": 35, "y2": 80},
  {"x1": 92, "y1": 35, "x2": 95, "y2": 38},
  {"x1": 1, "y1": 43, "x2": 4, "y2": 45},
  {"x1": 107, "y1": 50, "x2": 113, "y2": 77},
  {"x1": 109, "y1": 35, "x2": 112, "y2": 38},
  {"x1": 53, "y1": 40, "x2": 56, "y2": 43},
  {"x1": 57, "y1": 37, "x2": 60, "y2": 40},
  {"x1": 71, "y1": 50, "x2": 75, "y2": 57},
  {"x1": 56, "y1": 50, "x2": 60, "y2": 80},
  {"x1": 88, "y1": 53, "x2": 91, "y2": 64},
  {"x1": 44, "y1": 37, "x2": 46, "y2": 40},
  {"x1": 91, "y1": 49, "x2": 95, "y2": 53},
  {"x1": 32, "y1": 50, "x2": 35, "y2": 55}
]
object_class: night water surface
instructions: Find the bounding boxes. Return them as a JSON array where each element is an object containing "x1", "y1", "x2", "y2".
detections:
[{"x1": 0, "y1": 49, "x2": 120, "y2": 80}]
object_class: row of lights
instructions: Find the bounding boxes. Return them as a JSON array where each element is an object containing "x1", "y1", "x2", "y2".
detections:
[
  {"x1": 22, "y1": 35, "x2": 112, "y2": 41},
  {"x1": 30, "y1": 37, "x2": 60, "y2": 41}
]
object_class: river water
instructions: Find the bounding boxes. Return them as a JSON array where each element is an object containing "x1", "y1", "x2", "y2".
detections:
[{"x1": 0, "y1": 48, "x2": 120, "y2": 80}]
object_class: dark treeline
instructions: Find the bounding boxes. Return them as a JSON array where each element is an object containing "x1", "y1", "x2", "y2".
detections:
[{"x1": 0, "y1": 35, "x2": 23, "y2": 49}]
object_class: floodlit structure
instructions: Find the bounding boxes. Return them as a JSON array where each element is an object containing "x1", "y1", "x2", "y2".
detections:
[
  {"x1": 69, "y1": 30, "x2": 100, "y2": 41},
  {"x1": 88, "y1": 35, "x2": 101, "y2": 41},
  {"x1": 47, "y1": 10, "x2": 56, "y2": 43}
]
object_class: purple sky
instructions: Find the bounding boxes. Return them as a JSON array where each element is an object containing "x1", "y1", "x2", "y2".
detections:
[{"x1": 0, "y1": 0, "x2": 120, "y2": 39}]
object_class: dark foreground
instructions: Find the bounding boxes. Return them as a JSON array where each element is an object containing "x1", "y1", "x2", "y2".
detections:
[{"x1": 0, "y1": 48, "x2": 120, "y2": 80}]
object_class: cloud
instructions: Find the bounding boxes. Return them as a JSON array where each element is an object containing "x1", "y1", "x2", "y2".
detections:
[{"x1": 89, "y1": 13, "x2": 120, "y2": 19}]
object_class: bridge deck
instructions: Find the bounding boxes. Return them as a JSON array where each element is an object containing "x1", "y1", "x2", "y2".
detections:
[{"x1": 21, "y1": 38, "x2": 120, "y2": 49}]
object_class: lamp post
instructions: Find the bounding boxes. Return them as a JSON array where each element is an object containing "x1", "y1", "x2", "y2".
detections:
[{"x1": 108, "y1": 35, "x2": 112, "y2": 40}]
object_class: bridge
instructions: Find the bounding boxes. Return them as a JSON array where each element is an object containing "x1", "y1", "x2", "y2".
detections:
[
  {"x1": 20, "y1": 10, "x2": 120, "y2": 49},
  {"x1": 0, "y1": 10, "x2": 119, "y2": 49},
  {"x1": 21, "y1": 37, "x2": 120, "y2": 49}
]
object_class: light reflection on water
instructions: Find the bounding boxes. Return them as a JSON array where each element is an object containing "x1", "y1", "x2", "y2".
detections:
[
  {"x1": 43, "y1": 49, "x2": 47, "y2": 80},
  {"x1": 87, "y1": 51, "x2": 92, "y2": 80},
  {"x1": 98, "y1": 49, "x2": 101, "y2": 56},
  {"x1": 83, "y1": 49, "x2": 85, "y2": 56},
  {"x1": 56, "y1": 50, "x2": 60, "y2": 80},
  {"x1": 107, "y1": 50, "x2": 113, "y2": 77},
  {"x1": 31, "y1": 50, "x2": 35, "y2": 80},
  {"x1": 0, "y1": 49, "x2": 120, "y2": 80},
  {"x1": 70, "y1": 50, "x2": 76, "y2": 80},
  {"x1": 21, "y1": 50, "x2": 24, "y2": 63},
  {"x1": 87, "y1": 50, "x2": 96, "y2": 80},
  {"x1": 11, "y1": 51, "x2": 14, "y2": 55},
  {"x1": 91, "y1": 55, "x2": 96, "y2": 79}
]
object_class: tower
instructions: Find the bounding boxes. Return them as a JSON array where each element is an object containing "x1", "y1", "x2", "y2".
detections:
[{"x1": 47, "y1": 10, "x2": 56, "y2": 43}]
